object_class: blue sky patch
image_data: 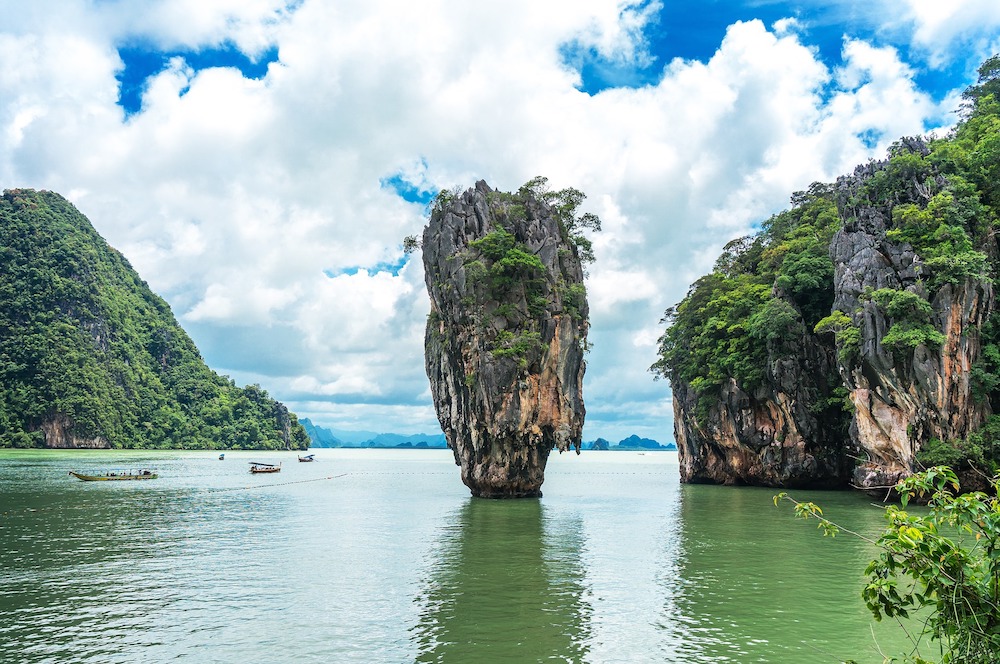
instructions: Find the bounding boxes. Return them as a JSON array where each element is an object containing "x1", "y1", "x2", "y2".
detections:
[
  {"x1": 565, "y1": 0, "x2": 973, "y2": 105},
  {"x1": 380, "y1": 171, "x2": 437, "y2": 207},
  {"x1": 567, "y1": 1, "x2": 855, "y2": 95},
  {"x1": 324, "y1": 256, "x2": 409, "y2": 279},
  {"x1": 560, "y1": 42, "x2": 655, "y2": 91},
  {"x1": 857, "y1": 128, "x2": 882, "y2": 149},
  {"x1": 116, "y1": 43, "x2": 279, "y2": 117}
]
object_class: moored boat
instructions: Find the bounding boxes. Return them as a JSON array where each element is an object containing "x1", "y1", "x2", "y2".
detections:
[
  {"x1": 249, "y1": 462, "x2": 281, "y2": 474},
  {"x1": 69, "y1": 470, "x2": 157, "y2": 481},
  {"x1": 298, "y1": 454, "x2": 316, "y2": 462}
]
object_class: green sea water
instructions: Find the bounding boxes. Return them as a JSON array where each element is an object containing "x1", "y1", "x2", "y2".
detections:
[{"x1": 0, "y1": 449, "x2": 928, "y2": 663}]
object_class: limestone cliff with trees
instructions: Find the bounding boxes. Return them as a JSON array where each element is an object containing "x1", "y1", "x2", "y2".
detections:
[
  {"x1": 653, "y1": 57, "x2": 1000, "y2": 493},
  {"x1": 416, "y1": 178, "x2": 597, "y2": 497}
]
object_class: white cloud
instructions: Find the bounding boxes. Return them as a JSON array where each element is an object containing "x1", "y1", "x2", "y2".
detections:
[
  {"x1": 772, "y1": 17, "x2": 802, "y2": 37},
  {"x1": 0, "y1": 0, "x2": 995, "y2": 442},
  {"x1": 901, "y1": 0, "x2": 1000, "y2": 63},
  {"x1": 573, "y1": 0, "x2": 664, "y2": 66}
]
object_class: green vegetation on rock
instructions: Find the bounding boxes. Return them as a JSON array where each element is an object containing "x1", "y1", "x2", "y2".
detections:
[
  {"x1": 459, "y1": 177, "x2": 599, "y2": 365},
  {"x1": 0, "y1": 189, "x2": 309, "y2": 450},
  {"x1": 653, "y1": 55, "x2": 1000, "y2": 472},
  {"x1": 869, "y1": 288, "x2": 947, "y2": 355},
  {"x1": 650, "y1": 182, "x2": 841, "y2": 416}
]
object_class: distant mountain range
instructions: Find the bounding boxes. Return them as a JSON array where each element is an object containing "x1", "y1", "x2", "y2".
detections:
[
  {"x1": 300, "y1": 419, "x2": 447, "y2": 448},
  {"x1": 585, "y1": 435, "x2": 677, "y2": 451},
  {"x1": 301, "y1": 419, "x2": 676, "y2": 451}
]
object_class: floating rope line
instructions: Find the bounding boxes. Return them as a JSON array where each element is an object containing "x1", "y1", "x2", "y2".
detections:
[
  {"x1": 2, "y1": 467, "x2": 666, "y2": 515},
  {"x1": 206, "y1": 472, "x2": 352, "y2": 493},
  {"x1": 0, "y1": 473, "x2": 356, "y2": 515}
]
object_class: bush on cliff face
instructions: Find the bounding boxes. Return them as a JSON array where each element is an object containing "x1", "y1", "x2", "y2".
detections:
[
  {"x1": 814, "y1": 310, "x2": 861, "y2": 363},
  {"x1": 972, "y1": 313, "x2": 1000, "y2": 410},
  {"x1": 868, "y1": 288, "x2": 946, "y2": 356},
  {"x1": 917, "y1": 417, "x2": 1000, "y2": 476}
]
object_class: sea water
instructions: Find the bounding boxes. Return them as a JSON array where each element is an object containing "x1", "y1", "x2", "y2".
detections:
[{"x1": 0, "y1": 449, "x2": 924, "y2": 663}]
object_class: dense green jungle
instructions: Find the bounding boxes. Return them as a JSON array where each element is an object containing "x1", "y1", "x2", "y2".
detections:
[
  {"x1": 0, "y1": 189, "x2": 309, "y2": 450},
  {"x1": 653, "y1": 56, "x2": 1000, "y2": 476}
]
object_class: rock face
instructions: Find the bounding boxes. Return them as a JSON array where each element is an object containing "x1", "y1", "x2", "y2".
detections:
[
  {"x1": 672, "y1": 324, "x2": 853, "y2": 488},
  {"x1": 665, "y1": 137, "x2": 997, "y2": 492},
  {"x1": 831, "y1": 153, "x2": 994, "y2": 493},
  {"x1": 422, "y1": 181, "x2": 589, "y2": 498},
  {"x1": 40, "y1": 413, "x2": 110, "y2": 449}
]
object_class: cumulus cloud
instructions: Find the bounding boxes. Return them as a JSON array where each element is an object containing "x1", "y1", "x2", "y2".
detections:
[
  {"x1": 0, "y1": 0, "x2": 995, "y2": 441},
  {"x1": 900, "y1": 0, "x2": 1000, "y2": 64}
]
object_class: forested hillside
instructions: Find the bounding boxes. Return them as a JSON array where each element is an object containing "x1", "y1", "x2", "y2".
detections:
[
  {"x1": 653, "y1": 57, "x2": 1000, "y2": 491},
  {"x1": 0, "y1": 189, "x2": 309, "y2": 450}
]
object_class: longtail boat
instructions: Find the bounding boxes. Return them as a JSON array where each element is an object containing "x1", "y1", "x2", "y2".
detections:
[
  {"x1": 249, "y1": 462, "x2": 281, "y2": 474},
  {"x1": 69, "y1": 470, "x2": 157, "y2": 481},
  {"x1": 298, "y1": 454, "x2": 316, "y2": 462}
]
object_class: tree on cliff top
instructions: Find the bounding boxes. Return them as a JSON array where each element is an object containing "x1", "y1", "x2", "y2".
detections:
[
  {"x1": 961, "y1": 54, "x2": 1000, "y2": 112},
  {"x1": 517, "y1": 176, "x2": 602, "y2": 263}
]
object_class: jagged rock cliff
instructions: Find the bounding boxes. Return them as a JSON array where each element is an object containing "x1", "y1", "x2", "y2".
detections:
[
  {"x1": 421, "y1": 180, "x2": 591, "y2": 497},
  {"x1": 671, "y1": 332, "x2": 852, "y2": 488},
  {"x1": 657, "y1": 110, "x2": 1000, "y2": 491},
  {"x1": 831, "y1": 145, "x2": 995, "y2": 493}
]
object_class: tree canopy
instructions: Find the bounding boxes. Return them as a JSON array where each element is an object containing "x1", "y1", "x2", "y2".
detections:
[{"x1": 651, "y1": 183, "x2": 840, "y2": 407}]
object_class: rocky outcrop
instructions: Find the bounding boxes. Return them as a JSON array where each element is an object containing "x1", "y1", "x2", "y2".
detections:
[
  {"x1": 41, "y1": 414, "x2": 110, "y2": 448},
  {"x1": 667, "y1": 138, "x2": 997, "y2": 492},
  {"x1": 832, "y1": 154, "x2": 994, "y2": 493},
  {"x1": 672, "y1": 322, "x2": 853, "y2": 488},
  {"x1": 421, "y1": 181, "x2": 589, "y2": 498}
]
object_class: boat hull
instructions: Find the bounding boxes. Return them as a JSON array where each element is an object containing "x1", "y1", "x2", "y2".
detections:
[{"x1": 69, "y1": 471, "x2": 158, "y2": 481}]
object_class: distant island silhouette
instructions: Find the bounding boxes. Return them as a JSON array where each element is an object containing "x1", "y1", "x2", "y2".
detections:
[{"x1": 300, "y1": 419, "x2": 676, "y2": 451}]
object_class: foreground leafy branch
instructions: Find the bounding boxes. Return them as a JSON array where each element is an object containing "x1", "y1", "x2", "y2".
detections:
[{"x1": 776, "y1": 467, "x2": 1000, "y2": 663}]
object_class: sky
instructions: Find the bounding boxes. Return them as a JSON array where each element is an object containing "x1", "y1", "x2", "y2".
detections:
[{"x1": 2, "y1": 1, "x2": 1000, "y2": 443}]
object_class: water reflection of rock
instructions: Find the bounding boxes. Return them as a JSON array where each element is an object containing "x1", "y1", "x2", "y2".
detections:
[{"x1": 411, "y1": 499, "x2": 591, "y2": 662}]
